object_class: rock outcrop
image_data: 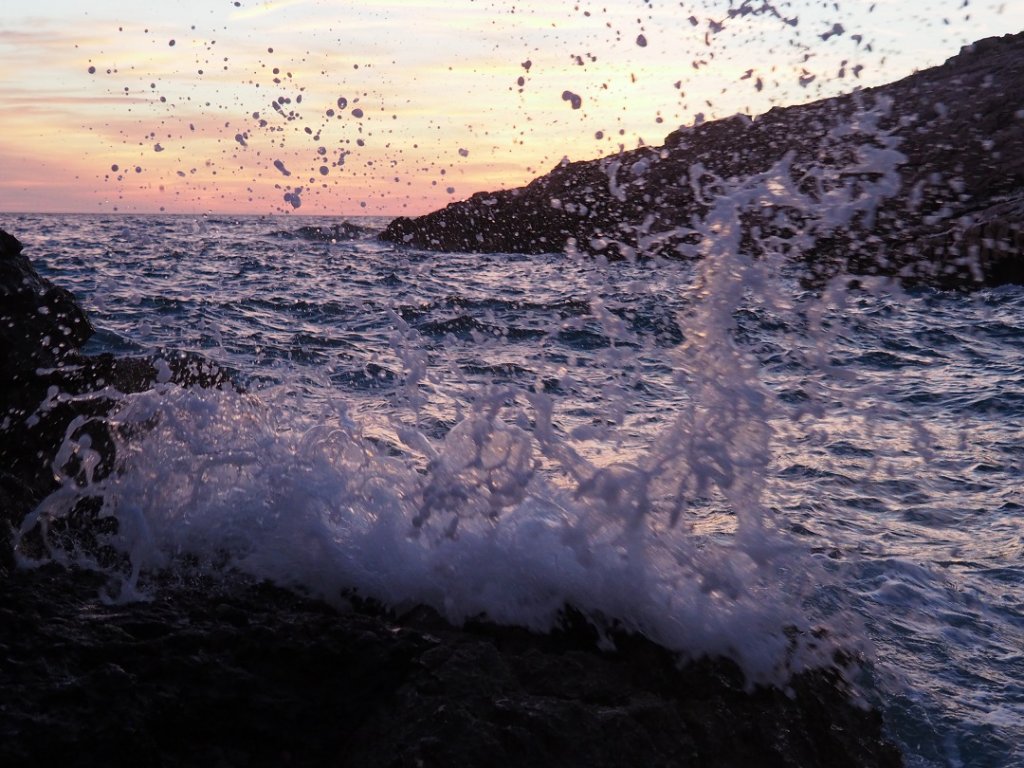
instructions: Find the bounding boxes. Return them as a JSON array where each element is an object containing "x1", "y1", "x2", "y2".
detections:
[
  {"x1": 382, "y1": 32, "x2": 1024, "y2": 288},
  {"x1": 0, "y1": 566, "x2": 903, "y2": 768},
  {"x1": 0, "y1": 229, "x2": 229, "y2": 572}
]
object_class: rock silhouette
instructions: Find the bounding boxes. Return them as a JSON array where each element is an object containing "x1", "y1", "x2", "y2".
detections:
[{"x1": 382, "y1": 33, "x2": 1024, "y2": 289}]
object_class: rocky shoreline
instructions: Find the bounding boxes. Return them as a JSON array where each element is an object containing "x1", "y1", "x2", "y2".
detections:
[
  {"x1": 382, "y1": 32, "x2": 1024, "y2": 289},
  {"x1": 0, "y1": 228, "x2": 905, "y2": 765},
  {"x1": 0, "y1": 229, "x2": 230, "y2": 574}
]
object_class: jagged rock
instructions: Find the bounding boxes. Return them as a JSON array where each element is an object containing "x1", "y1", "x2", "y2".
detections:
[
  {"x1": 906, "y1": 195, "x2": 1024, "y2": 285},
  {"x1": 0, "y1": 228, "x2": 92, "y2": 371},
  {"x1": 0, "y1": 567, "x2": 902, "y2": 768},
  {"x1": 268, "y1": 222, "x2": 373, "y2": 241},
  {"x1": 0, "y1": 230, "x2": 230, "y2": 571},
  {"x1": 294, "y1": 221, "x2": 372, "y2": 241},
  {"x1": 381, "y1": 32, "x2": 1024, "y2": 288}
]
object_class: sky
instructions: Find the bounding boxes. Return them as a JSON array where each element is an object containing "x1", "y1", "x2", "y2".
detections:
[{"x1": 1, "y1": 0, "x2": 1020, "y2": 216}]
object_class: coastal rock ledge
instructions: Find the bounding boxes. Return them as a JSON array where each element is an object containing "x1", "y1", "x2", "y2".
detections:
[
  {"x1": 382, "y1": 32, "x2": 1024, "y2": 289},
  {"x1": 1, "y1": 230, "x2": 901, "y2": 766}
]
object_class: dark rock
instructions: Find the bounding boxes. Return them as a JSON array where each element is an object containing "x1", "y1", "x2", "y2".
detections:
[
  {"x1": 0, "y1": 230, "x2": 231, "y2": 571},
  {"x1": 0, "y1": 567, "x2": 902, "y2": 768},
  {"x1": 381, "y1": 32, "x2": 1024, "y2": 288},
  {"x1": 274, "y1": 221, "x2": 372, "y2": 241},
  {"x1": 905, "y1": 195, "x2": 1024, "y2": 286},
  {"x1": 0, "y1": 228, "x2": 92, "y2": 371}
]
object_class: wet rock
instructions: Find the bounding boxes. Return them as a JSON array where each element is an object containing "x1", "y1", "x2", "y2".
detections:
[
  {"x1": 295, "y1": 221, "x2": 371, "y2": 241},
  {"x1": 269, "y1": 221, "x2": 373, "y2": 241},
  {"x1": 0, "y1": 228, "x2": 92, "y2": 371},
  {"x1": 902, "y1": 195, "x2": 1024, "y2": 287},
  {"x1": 0, "y1": 568, "x2": 902, "y2": 768},
  {"x1": 0, "y1": 229, "x2": 230, "y2": 570},
  {"x1": 381, "y1": 32, "x2": 1024, "y2": 288}
]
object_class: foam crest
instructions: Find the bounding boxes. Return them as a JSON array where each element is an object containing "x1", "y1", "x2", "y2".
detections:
[{"x1": 15, "y1": 372, "x2": 846, "y2": 685}]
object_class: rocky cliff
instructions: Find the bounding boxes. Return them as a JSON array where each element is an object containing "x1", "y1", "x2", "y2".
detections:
[{"x1": 382, "y1": 33, "x2": 1024, "y2": 288}]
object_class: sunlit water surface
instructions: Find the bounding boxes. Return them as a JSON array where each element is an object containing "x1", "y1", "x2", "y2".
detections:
[{"x1": 7, "y1": 212, "x2": 1023, "y2": 768}]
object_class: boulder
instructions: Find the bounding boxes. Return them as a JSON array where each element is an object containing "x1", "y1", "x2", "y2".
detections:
[
  {"x1": 0, "y1": 229, "x2": 230, "y2": 571},
  {"x1": 0, "y1": 228, "x2": 92, "y2": 371},
  {"x1": 0, "y1": 568, "x2": 903, "y2": 768}
]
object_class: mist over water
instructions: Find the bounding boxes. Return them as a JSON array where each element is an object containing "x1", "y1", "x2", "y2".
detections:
[{"x1": 8, "y1": 209, "x2": 1023, "y2": 767}]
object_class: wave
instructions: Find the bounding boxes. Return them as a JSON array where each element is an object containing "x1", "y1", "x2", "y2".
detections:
[{"x1": 19, "y1": 380, "x2": 861, "y2": 687}]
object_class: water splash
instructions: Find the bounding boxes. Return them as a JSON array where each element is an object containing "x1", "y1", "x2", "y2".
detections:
[{"x1": 14, "y1": 99, "x2": 915, "y2": 691}]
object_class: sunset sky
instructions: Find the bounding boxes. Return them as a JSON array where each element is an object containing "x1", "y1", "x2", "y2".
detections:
[{"x1": 2, "y1": 0, "x2": 1021, "y2": 216}]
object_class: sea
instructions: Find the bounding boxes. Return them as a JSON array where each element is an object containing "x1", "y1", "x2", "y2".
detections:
[{"x1": 4, "y1": 210, "x2": 1023, "y2": 768}]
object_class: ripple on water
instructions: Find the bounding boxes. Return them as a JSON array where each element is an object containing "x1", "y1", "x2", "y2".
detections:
[{"x1": 10, "y1": 213, "x2": 1024, "y2": 767}]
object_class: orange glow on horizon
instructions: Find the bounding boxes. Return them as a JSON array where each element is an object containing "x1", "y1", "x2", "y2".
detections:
[{"x1": 1, "y1": 1, "x2": 1020, "y2": 217}]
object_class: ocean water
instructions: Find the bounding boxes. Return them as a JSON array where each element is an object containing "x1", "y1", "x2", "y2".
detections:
[{"x1": 5, "y1": 210, "x2": 1023, "y2": 767}]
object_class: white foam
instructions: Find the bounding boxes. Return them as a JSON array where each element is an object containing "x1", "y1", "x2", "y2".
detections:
[{"x1": 23, "y1": 380, "x2": 851, "y2": 685}]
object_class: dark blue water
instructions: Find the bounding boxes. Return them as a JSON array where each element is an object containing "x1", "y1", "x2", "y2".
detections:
[{"x1": 6, "y1": 212, "x2": 1023, "y2": 768}]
